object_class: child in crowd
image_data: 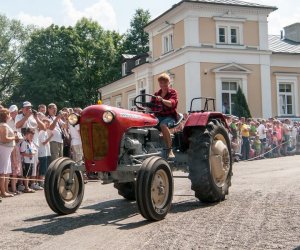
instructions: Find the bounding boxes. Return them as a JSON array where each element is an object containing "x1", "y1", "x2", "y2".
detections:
[
  {"x1": 249, "y1": 121, "x2": 257, "y2": 138},
  {"x1": 254, "y1": 135, "x2": 261, "y2": 157},
  {"x1": 38, "y1": 118, "x2": 53, "y2": 187},
  {"x1": 20, "y1": 128, "x2": 37, "y2": 193},
  {"x1": 231, "y1": 137, "x2": 241, "y2": 162}
]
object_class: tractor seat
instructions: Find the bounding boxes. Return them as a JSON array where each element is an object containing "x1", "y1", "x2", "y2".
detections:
[{"x1": 169, "y1": 113, "x2": 184, "y2": 129}]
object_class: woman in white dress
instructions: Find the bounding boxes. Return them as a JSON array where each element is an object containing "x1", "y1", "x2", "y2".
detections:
[{"x1": 0, "y1": 108, "x2": 17, "y2": 198}]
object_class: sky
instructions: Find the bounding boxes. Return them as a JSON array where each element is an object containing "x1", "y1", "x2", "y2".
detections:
[{"x1": 0, "y1": 0, "x2": 299, "y2": 35}]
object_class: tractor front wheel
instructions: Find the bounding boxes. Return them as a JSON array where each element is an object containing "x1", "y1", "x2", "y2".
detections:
[
  {"x1": 136, "y1": 156, "x2": 173, "y2": 221},
  {"x1": 44, "y1": 157, "x2": 85, "y2": 215}
]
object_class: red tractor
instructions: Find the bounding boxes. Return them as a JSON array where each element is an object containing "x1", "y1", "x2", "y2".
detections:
[{"x1": 44, "y1": 95, "x2": 232, "y2": 221}]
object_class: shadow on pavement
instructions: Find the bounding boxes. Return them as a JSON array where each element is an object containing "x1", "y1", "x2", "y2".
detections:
[
  {"x1": 170, "y1": 199, "x2": 219, "y2": 214},
  {"x1": 13, "y1": 197, "x2": 217, "y2": 235}
]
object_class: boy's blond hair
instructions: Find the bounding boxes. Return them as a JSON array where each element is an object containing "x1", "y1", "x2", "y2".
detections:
[{"x1": 158, "y1": 73, "x2": 170, "y2": 83}]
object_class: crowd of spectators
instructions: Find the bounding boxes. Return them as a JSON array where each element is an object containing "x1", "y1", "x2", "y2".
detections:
[
  {"x1": 0, "y1": 102, "x2": 83, "y2": 200},
  {"x1": 227, "y1": 116, "x2": 300, "y2": 161}
]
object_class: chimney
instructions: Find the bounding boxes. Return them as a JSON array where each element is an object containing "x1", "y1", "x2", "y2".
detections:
[
  {"x1": 280, "y1": 30, "x2": 283, "y2": 39},
  {"x1": 284, "y1": 23, "x2": 300, "y2": 42}
]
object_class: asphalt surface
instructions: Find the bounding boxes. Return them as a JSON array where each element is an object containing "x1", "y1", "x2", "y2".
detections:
[{"x1": 1, "y1": 156, "x2": 300, "y2": 250}]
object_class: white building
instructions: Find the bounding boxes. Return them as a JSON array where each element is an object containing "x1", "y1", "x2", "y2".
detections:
[{"x1": 100, "y1": 0, "x2": 300, "y2": 118}]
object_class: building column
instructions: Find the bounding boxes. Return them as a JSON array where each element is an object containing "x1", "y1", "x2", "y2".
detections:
[
  {"x1": 258, "y1": 15, "x2": 269, "y2": 51},
  {"x1": 185, "y1": 62, "x2": 201, "y2": 112},
  {"x1": 184, "y1": 16, "x2": 199, "y2": 47},
  {"x1": 260, "y1": 55, "x2": 272, "y2": 118},
  {"x1": 147, "y1": 73, "x2": 154, "y2": 95}
]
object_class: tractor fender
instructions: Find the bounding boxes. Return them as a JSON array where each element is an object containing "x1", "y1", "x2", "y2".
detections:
[{"x1": 182, "y1": 112, "x2": 228, "y2": 143}]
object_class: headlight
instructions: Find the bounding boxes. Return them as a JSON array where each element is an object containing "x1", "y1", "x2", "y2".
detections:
[
  {"x1": 103, "y1": 111, "x2": 115, "y2": 123},
  {"x1": 68, "y1": 113, "x2": 79, "y2": 126}
]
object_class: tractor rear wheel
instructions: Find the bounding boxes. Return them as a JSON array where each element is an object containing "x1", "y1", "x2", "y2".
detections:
[
  {"x1": 114, "y1": 182, "x2": 136, "y2": 201},
  {"x1": 188, "y1": 121, "x2": 232, "y2": 202},
  {"x1": 136, "y1": 156, "x2": 173, "y2": 221},
  {"x1": 44, "y1": 157, "x2": 85, "y2": 215}
]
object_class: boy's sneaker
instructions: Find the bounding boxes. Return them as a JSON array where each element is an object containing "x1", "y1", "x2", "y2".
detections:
[
  {"x1": 17, "y1": 184, "x2": 25, "y2": 192},
  {"x1": 31, "y1": 183, "x2": 44, "y2": 190}
]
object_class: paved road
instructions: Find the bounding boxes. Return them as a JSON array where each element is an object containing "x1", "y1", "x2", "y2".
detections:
[{"x1": 1, "y1": 156, "x2": 300, "y2": 250}]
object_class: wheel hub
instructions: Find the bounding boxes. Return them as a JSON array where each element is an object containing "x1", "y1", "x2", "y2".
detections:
[
  {"x1": 158, "y1": 185, "x2": 165, "y2": 195},
  {"x1": 59, "y1": 169, "x2": 79, "y2": 202},
  {"x1": 210, "y1": 134, "x2": 230, "y2": 187},
  {"x1": 151, "y1": 169, "x2": 169, "y2": 209},
  {"x1": 65, "y1": 180, "x2": 74, "y2": 191}
]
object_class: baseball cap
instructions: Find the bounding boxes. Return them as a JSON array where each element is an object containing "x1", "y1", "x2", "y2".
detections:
[
  {"x1": 23, "y1": 101, "x2": 32, "y2": 108},
  {"x1": 9, "y1": 105, "x2": 18, "y2": 113}
]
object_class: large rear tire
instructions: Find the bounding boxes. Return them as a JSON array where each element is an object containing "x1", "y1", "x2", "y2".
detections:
[
  {"x1": 136, "y1": 156, "x2": 173, "y2": 221},
  {"x1": 188, "y1": 121, "x2": 232, "y2": 202},
  {"x1": 114, "y1": 182, "x2": 136, "y2": 201},
  {"x1": 44, "y1": 157, "x2": 85, "y2": 215}
]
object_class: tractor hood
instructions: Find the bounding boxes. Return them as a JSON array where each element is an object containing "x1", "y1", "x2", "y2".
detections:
[
  {"x1": 79, "y1": 105, "x2": 158, "y2": 172},
  {"x1": 80, "y1": 105, "x2": 158, "y2": 128}
]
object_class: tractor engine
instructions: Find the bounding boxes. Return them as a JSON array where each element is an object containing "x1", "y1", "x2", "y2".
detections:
[
  {"x1": 119, "y1": 128, "x2": 162, "y2": 166},
  {"x1": 124, "y1": 136, "x2": 144, "y2": 155}
]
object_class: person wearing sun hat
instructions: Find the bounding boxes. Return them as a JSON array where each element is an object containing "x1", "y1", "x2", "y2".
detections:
[
  {"x1": 7, "y1": 105, "x2": 18, "y2": 131},
  {"x1": 15, "y1": 101, "x2": 45, "y2": 190}
]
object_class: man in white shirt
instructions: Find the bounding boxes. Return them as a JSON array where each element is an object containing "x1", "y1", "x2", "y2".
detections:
[
  {"x1": 257, "y1": 120, "x2": 266, "y2": 139},
  {"x1": 69, "y1": 108, "x2": 83, "y2": 162},
  {"x1": 257, "y1": 120, "x2": 267, "y2": 156},
  {"x1": 283, "y1": 119, "x2": 292, "y2": 155},
  {"x1": 291, "y1": 123, "x2": 298, "y2": 147},
  {"x1": 69, "y1": 123, "x2": 83, "y2": 162},
  {"x1": 38, "y1": 118, "x2": 53, "y2": 187},
  {"x1": 15, "y1": 101, "x2": 45, "y2": 144},
  {"x1": 15, "y1": 101, "x2": 45, "y2": 189},
  {"x1": 48, "y1": 103, "x2": 64, "y2": 162}
]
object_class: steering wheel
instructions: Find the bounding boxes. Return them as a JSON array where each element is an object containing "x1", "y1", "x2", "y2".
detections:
[{"x1": 134, "y1": 94, "x2": 163, "y2": 113}]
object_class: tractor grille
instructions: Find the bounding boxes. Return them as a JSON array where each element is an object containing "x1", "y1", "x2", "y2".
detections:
[
  {"x1": 92, "y1": 123, "x2": 109, "y2": 160},
  {"x1": 81, "y1": 123, "x2": 109, "y2": 161}
]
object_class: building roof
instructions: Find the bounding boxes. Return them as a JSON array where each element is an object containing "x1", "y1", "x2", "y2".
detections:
[
  {"x1": 186, "y1": 0, "x2": 277, "y2": 9},
  {"x1": 269, "y1": 35, "x2": 300, "y2": 55},
  {"x1": 146, "y1": 0, "x2": 277, "y2": 28},
  {"x1": 284, "y1": 22, "x2": 300, "y2": 30}
]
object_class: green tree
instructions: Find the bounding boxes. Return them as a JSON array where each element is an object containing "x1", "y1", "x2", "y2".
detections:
[
  {"x1": 0, "y1": 15, "x2": 32, "y2": 104},
  {"x1": 9, "y1": 10, "x2": 152, "y2": 106},
  {"x1": 123, "y1": 9, "x2": 151, "y2": 55},
  {"x1": 74, "y1": 18, "x2": 117, "y2": 106},
  {"x1": 13, "y1": 19, "x2": 117, "y2": 108},
  {"x1": 233, "y1": 86, "x2": 252, "y2": 118},
  {"x1": 12, "y1": 25, "x2": 80, "y2": 108},
  {"x1": 107, "y1": 30, "x2": 125, "y2": 81}
]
